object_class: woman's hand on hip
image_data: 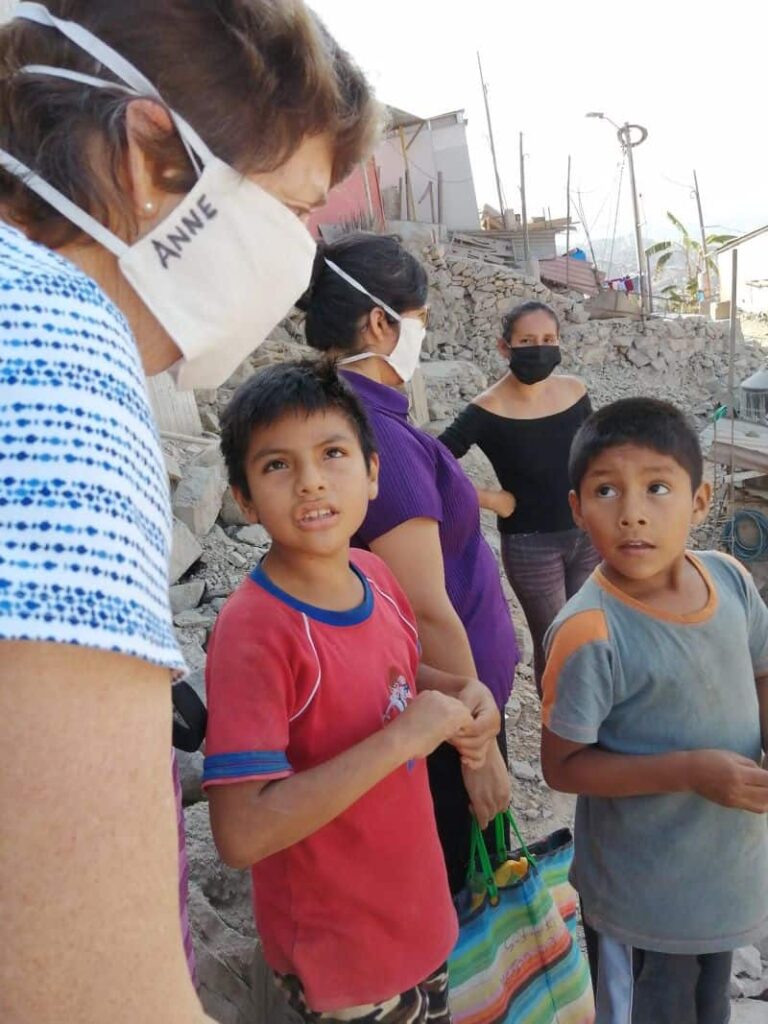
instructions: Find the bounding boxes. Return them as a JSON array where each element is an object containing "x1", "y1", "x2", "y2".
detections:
[{"x1": 494, "y1": 490, "x2": 517, "y2": 518}]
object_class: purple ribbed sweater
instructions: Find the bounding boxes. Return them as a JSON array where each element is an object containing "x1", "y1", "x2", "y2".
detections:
[{"x1": 343, "y1": 371, "x2": 519, "y2": 707}]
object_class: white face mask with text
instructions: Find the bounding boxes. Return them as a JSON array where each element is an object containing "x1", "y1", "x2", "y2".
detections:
[
  {"x1": 0, "y1": 2, "x2": 317, "y2": 390},
  {"x1": 326, "y1": 259, "x2": 427, "y2": 384}
]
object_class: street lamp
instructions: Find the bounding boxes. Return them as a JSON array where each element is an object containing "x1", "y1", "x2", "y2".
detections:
[{"x1": 587, "y1": 112, "x2": 649, "y2": 315}]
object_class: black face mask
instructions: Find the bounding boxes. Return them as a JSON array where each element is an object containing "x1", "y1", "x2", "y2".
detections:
[{"x1": 507, "y1": 344, "x2": 562, "y2": 385}]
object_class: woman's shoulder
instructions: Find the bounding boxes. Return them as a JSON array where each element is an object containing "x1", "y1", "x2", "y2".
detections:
[
  {"x1": 0, "y1": 224, "x2": 130, "y2": 333},
  {"x1": 554, "y1": 373, "x2": 588, "y2": 399},
  {"x1": 471, "y1": 379, "x2": 508, "y2": 414},
  {"x1": 0, "y1": 225, "x2": 182, "y2": 673}
]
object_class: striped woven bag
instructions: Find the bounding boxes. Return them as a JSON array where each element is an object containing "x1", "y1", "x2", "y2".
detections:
[{"x1": 447, "y1": 811, "x2": 594, "y2": 1024}]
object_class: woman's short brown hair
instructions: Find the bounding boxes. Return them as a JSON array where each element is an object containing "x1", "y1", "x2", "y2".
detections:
[{"x1": 0, "y1": 0, "x2": 380, "y2": 246}]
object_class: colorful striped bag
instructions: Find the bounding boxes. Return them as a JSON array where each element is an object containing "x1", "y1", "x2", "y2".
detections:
[{"x1": 447, "y1": 811, "x2": 594, "y2": 1024}]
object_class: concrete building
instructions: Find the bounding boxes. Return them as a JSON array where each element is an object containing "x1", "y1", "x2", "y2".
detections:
[
  {"x1": 376, "y1": 107, "x2": 480, "y2": 231},
  {"x1": 717, "y1": 225, "x2": 768, "y2": 314}
]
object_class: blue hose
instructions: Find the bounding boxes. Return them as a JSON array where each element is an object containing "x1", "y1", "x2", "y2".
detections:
[{"x1": 721, "y1": 509, "x2": 768, "y2": 562}]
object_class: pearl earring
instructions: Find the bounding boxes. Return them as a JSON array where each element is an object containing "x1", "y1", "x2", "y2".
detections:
[{"x1": 142, "y1": 200, "x2": 155, "y2": 214}]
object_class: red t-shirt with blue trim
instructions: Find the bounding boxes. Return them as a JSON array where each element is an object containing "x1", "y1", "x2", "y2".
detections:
[{"x1": 203, "y1": 550, "x2": 457, "y2": 1012}]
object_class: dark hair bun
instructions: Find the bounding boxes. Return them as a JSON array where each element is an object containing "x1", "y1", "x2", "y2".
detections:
[{"x1": 295, "y1": 241, "x2": 327, "y2": 312}]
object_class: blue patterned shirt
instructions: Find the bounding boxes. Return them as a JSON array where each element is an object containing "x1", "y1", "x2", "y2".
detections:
[{"x1": 0, "y1": 223, "x2": 185, "y2": 672}]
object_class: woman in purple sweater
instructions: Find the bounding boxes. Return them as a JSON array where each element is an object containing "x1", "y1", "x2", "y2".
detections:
[{"x1": 300, "y1": 233, "x2": 519, "y2": 891}]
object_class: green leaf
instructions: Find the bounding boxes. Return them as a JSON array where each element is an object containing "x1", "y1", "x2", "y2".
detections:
[
  {"x1": 645, "y1": 241, "x2": 672, "y2": 257},
  {"x1": 706, "y1": 233, "x2": 737, "y2": 246},
  {"x1": 667, "y1": 211, "x2": 690, "y2": 239},
  {"x1": 654, "y1": 251, "x2": 675, "y2": 274}
]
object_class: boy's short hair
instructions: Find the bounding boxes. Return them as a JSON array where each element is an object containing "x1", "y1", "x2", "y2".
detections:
[
  {"x1": 569, "y1": 397, "x2": 703, "y2": 494},
  {"x1": 220, "y1": 359, "x2": 377, "y2": 500}
]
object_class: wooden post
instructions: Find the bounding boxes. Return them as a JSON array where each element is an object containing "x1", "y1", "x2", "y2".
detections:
[
  {"x1": 359, "y1": 160, "x2": 374, "y2": 221},
  {"x1": 477, "y1": 52, "x2": 508, "y2": 228},
  {"x1": 398, "y1": 126, "x2": 416, "y2": 220},
  {"x1": 727, "y1": 248, "x2": 739, "y2": 536},
  {"x1": 693, "y1": 169, "x2": 712, "y2": 307},
  {"x1": 520, "y1": 132, "x2": 530, "y2": 263},
  {"x1": 646, "y1": 252, "x2": 654, "y2": 313},
  {"x1": 428, "y1": 181, "x2": 436, "y2": 224},
  {"x1": 437, "y1": 170, "x2": 444, "y2": 225},
  {"x1": 565, "y1": 154, "x2": 571, "y2": 288}
]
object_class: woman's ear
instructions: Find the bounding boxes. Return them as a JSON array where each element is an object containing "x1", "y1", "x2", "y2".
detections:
[
  {"x1": 497, "y1": 336, "x2": 510, "y2": 358},
  {"x1": 123, "y1": 99, "x2": 183, "y2": 239},
  {"x1": 366, "y1": 307, "x2": 398, "y2": 349}
]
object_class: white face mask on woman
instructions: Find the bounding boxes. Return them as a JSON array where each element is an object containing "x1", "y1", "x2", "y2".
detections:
[
  {"x1": 0, "y1": 2, "x2": 317, "y2": 391},
  {"x1": 326, "y1": 259, "x2": 427, "y2": 384}
]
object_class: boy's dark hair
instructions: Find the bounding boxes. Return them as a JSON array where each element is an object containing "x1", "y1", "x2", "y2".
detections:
[
  {"x1": 501, "y1": 300, "x2": 560, "y2": 342},
  {"x1": 220, "y1": 359, "x2": 377, "y2": 500},
  {"x1": 299, "y1": 232, "x2": 428, "y2": 352},
  {"x1": 569, "y1": 397, "x2": 703, "y2": 494}
]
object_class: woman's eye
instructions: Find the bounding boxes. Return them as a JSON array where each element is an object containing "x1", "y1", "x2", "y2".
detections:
[
  {"x1": 264, "y1": 459, "x2": 288, "y2": 473},
  {"x1": 325, "y1": 447, "x2": 346, "y2": 460},
  {"x1": 649, "y1": 482, "x2": 670, "y2": 495},
  {"x1": 596, "y1": 484, "x2": 617, "y2": 498}
]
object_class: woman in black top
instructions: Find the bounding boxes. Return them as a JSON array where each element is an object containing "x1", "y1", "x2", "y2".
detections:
[{"x1": 439, "y1": 301, "x2": 599, "y2": 695}]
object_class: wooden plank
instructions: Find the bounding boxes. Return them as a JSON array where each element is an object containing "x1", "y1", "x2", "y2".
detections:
[
  {"x1": 701, "y1": 419, "x2": 768, "y2": 473},
  {"x1": 146, "y1": 372, "x2": 203, "y2": 437}
]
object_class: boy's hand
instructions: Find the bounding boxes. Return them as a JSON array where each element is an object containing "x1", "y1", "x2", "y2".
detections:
[
  {"x1": 688, "y1": 749, "x2": 768, "y2": 813},
  {"x1": 452, "y1": 679, "x2": 501, "y2": 769},
  {"x1": 391, "y1": 691, "x2": 474, "y2": 762},
  {"x1": 462, "y1": 744, "x2": 512, "y2": 828}
]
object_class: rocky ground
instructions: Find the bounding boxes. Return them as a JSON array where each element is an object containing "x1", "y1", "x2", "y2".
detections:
[{"x1": 172, "y1": 259, "x2": 768, "y2": 1022}]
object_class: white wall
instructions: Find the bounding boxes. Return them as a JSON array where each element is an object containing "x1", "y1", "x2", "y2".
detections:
[
  {"x1": 718, "y1": 231, "x2": 768, "y2": 314},
  {"x1": 376, "y1": 113, "x2": 480, "y2": 231}
]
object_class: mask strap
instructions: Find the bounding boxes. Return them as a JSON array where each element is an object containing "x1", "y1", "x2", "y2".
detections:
[
  {"x1": 324, "y1": 259, "x2": 401, "y2": 322},
  {"x1": 0, "y1": 146, "x2": 128, "y2": 257},
  {"x1": 13, "y1": 3, "x2": 213, "y2": 173}
]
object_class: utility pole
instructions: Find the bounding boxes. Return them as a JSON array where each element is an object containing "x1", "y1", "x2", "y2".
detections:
[
  {"x1": 565, "y1": 154, "x2": 571, "y2": 288},
  {"x1": 693, "y1": 168, "x2": 711, "y2": 306},
  {"x1": 477, "y1": 52, "x2": 508, "y2": 228},
  {"x1": 519, "y1": 131, "x2": 530, "y2": 262},
  {"x1": 577, "y1": 189, "x2": 598, "y2": 266},
  {"x1": 621, "y1": 122, "x2": 648, "y2": 315}
]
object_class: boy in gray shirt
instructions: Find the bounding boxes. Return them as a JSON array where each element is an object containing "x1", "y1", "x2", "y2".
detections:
[{"x1": 541, "y1": 397, "x2": 768, "y2": 1024}]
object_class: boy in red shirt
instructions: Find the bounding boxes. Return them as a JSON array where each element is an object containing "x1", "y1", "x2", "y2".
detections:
[{"x1": 204, "y1": 361, "x2": 500, "y2": 1022}]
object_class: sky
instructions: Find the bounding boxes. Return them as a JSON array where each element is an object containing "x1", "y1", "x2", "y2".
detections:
[{"x1": 311, "y1": 0, "x2": 765, "y2": 252}]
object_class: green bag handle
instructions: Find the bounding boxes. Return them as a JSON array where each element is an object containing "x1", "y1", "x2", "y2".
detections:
[
  {"x1": 469, "y1": 817, "x2": 499, "y2": 904},
  {"x1": 494, "y1": 809, "x2": 538, "y2": 869},
  {"x1": 469, "y1": 809, "x2": 539, "y2": 903}
]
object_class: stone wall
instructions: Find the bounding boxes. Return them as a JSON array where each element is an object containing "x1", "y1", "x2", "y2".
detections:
[{"x1": 412, "y1": 243, "x2": 764, "y2": 423}]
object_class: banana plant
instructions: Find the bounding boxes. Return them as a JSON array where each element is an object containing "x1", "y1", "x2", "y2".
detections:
[{"x1": 645, "y1": 212, "x2": 735, "y2": 311}]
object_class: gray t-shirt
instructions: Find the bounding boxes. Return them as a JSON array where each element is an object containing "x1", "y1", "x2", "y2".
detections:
[{"x1": 543, "y1": 551, "x2": 768, "y2": 954}]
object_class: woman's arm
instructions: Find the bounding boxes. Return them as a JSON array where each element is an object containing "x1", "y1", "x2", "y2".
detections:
[
  {"x1": 476, "y1": 487, "x2": 516, "y2": 518},
  {"x1": 369, "y1": 518, "x2": 511, "y2": 824},
  {"x1": 0, "y1": 641, "x2": 211, "y2": 1024},
  {"x1": 370, "y1": 518, "x2": 477, "y2": 677}
]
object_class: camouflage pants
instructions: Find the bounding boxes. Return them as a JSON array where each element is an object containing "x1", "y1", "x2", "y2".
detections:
[{"x1": 274, "y1": 963, "x2": 452, "y2": 1023}]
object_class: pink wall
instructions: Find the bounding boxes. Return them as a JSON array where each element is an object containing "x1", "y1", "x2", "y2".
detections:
[{"x1": 307, "y1": 158, "x2": 384, "y2": 239}]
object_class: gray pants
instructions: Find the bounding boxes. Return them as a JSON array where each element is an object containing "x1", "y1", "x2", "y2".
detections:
[
  {"x1": 584, "y1": 922, "x2": 732, "y2": 1024},
  {"x1": 500, "y1": 527, "x2": 599, "y2": 694}
]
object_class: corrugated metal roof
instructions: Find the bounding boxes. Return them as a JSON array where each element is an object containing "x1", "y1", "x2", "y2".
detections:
[
  {"x1": 716, "y1": 224, "x2": 768, "y2": 255},
  {"x1": 538, "y1": 256, "x2": 601, "y2": 296}
]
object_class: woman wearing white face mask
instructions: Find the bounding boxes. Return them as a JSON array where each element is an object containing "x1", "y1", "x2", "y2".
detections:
[
  {"x1": 301, "y1": 233, "x2": 520, "y2": 895},
  {"x1": 0, "y1": 3, "x2": 378, "y2": 1022}
]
